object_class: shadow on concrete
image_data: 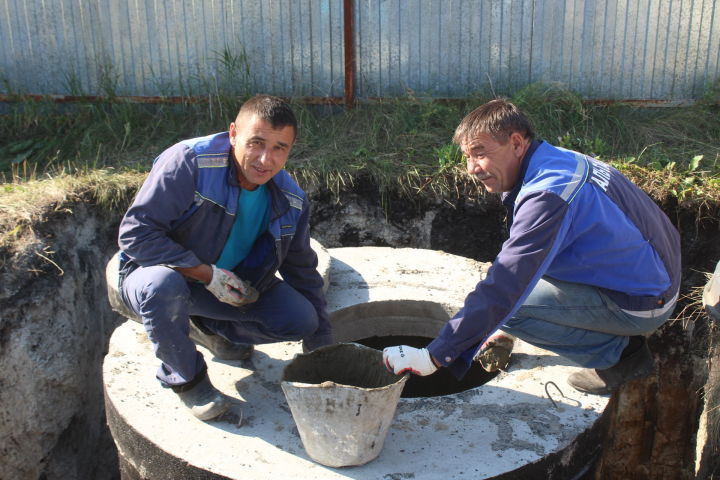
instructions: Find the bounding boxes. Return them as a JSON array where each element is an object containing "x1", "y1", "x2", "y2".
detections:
[
  {"x1": 511, "y1": 352, "x2": 583, "y2": 369},
  {"x1": 325, "y1": 257, "x2": 372, "y2": 304}
]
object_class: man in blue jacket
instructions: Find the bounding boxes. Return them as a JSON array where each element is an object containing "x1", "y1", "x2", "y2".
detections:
[
  {"x1": 384, "y1": 99, "x2": 680, "y2": 395},
  {"x1": 118, "y1": 95, "x2": 333, "y2": 420}
]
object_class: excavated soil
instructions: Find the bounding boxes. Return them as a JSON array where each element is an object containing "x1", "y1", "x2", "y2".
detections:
[{"x1": 1, "y1": 176, "x2": 719, "y2": 479}]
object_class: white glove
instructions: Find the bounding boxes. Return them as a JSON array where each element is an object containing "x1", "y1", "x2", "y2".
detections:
[
  {"x1": 382, "y1": 345, "x2": 438, "y2": 376},
  {"x1": 205, "y1": 264, "x2": 254, "y2": 306}
]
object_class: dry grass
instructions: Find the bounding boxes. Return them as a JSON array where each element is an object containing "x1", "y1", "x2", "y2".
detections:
[{"x1": 0, "y1": 170, "x2": 144, "y2": 253}]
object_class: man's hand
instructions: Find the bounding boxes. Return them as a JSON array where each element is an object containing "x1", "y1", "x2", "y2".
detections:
[
  {"x1": 382, "y1": 345, "x2": 438, "y2": 376},
  {"x1": 205, "y1": 264, "x2": 257, "y2": 306}
]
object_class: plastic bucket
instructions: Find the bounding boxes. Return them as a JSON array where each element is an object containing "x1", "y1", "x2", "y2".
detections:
[{"x1": 281, "y1": 342, "x2": 408, "y2": 467}]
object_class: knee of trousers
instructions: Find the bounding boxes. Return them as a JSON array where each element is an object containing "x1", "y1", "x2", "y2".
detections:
[
  {"x1": 271, "y1": 308, "x2": 319, "y2": 340},
  {"x1": 135, "y1": 267, "x2": 192, "y2": 317}
]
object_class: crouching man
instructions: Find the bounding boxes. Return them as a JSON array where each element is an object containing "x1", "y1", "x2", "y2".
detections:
[
  {"x1": 117, "y1": 95, "x2": 333, "y2": 420},
  {"x1": 384, "y1": 99, "x2": 680, "y2": 395}
]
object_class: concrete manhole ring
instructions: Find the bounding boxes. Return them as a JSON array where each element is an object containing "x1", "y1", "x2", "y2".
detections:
[{"x1": 103, "y1": 246, "x2": 609, "y2": 479}]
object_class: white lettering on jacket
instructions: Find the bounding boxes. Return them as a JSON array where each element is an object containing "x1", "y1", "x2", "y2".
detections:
[{"x1": 589, "y1": 158, "x2": 611, "y2": 192}]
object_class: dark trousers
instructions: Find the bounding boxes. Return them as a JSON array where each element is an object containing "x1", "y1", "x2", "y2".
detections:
[{"x1": 120, "y1": 265, "x2": 318, "y2": 387}]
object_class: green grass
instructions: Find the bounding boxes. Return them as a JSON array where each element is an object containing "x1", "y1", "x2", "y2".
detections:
[
  {"x1": 0, "y1": 169, "x2": 143, "y2": 253},
  {"x1": 1, "y1": 81, "x2": 719, "y2": 203},
  {"x1": 1, "y1": 82, "x2": 718, "y2": 334}
]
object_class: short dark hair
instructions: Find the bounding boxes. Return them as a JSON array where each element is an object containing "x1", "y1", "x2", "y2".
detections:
[
  {"x1": 453, "y1": 98, "x2": 535, "y2": 145},
  {"x1": 236, "y1": 94, "x2": 298, "y2": 139}
]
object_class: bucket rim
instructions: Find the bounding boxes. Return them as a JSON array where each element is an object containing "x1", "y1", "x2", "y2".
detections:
[
  {"x1": 281, "y1": 342, "x2": 409, "y2": 391},
  {"x1": 280, "y1": 374, "x2": 409, "y2": 392}
]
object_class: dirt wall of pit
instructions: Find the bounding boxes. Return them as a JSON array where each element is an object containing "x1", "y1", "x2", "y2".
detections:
[
  {"x1": 1, "y1": 178, "x2": 718, "y2": 479},
  {"x1": 0, "y1": 203, "x2": 122, "y2": 479}
]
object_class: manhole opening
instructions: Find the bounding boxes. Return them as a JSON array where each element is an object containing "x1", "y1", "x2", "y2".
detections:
[{"x1": 355, "y1": 335, "x2": 498, "y2": 398}]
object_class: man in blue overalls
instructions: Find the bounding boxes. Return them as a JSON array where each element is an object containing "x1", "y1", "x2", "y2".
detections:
[
  {"x1": 117, "y1": 95, "x2": 332, "y2": 420},
  {"x1": 384, "y1": 99, "x2": 680, "y2": 395}
]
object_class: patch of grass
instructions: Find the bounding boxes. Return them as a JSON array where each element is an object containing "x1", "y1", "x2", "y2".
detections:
[
  {"x1": 289, "y1": 96, "x2": 473, "y2": 197},
  {"x1": 1, "y1": 81, "x2": 719, "y2": 203},
  {"x1": 0, "y1": 170, "x2": 143, "y2": 255},
  {"x1": 513, "y1": 82, "x2": 720, "y2": 172},
  {"x1": 0, "y1": 47, "x2": 257, "y2": 182},
  {"x1": 1, "y1": 82, "x2": 718, "y2": 329}
]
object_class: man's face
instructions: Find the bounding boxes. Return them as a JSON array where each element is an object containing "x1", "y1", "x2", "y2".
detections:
[
  {"x1": 229, "y1": 114, "x2": 296, "y2": 190},
  {"x1": 461, "y1": 132, "x2": 527, "y2": 193}
]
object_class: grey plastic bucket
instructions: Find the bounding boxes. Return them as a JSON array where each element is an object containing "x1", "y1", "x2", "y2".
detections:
[{"x1": 281, "y1": 342, "x2": 408, "y2": 467}]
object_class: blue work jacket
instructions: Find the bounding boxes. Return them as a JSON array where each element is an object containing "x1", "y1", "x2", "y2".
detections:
[
  {"x1": 117, "y1": 132, "x2": 331, "y2": 345},
  {"x1": 429, "y1": 140, "x2": 681, "y2": 377}
]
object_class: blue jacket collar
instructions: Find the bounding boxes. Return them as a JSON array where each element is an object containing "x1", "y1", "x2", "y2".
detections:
[{"x1": 502, "y1": 139, "x2": 542, "y2": 222}]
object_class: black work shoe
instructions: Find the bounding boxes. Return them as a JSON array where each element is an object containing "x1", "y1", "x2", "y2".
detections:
[
  {"x1": 189, "y1": 318, "x2": 254, "y2": 361},
  {"x1": 474, "y1": 333, "x2": 515, "y2": 372},
  {"x1": 568, "y1": 337, "x2": 655, "y2": 395},
  {"x1": 174, "y1": 373, "x2": 232, "y2": 421}
]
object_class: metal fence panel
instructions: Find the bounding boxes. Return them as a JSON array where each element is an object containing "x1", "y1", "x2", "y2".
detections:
[
  {"x1": 0, "y1": 0, "x2": 718, "y2": 100},
  {"x1": 0, "y1": 0, "x2": 345, "y2": 97}
]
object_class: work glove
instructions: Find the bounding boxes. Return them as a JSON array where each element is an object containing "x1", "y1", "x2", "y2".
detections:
[
  {"x1": 382, "y1": 345, "x2": 438, "y2": 376},
  {"x1": 205, "y1": 264, "x2": 258, "y2": 307}
]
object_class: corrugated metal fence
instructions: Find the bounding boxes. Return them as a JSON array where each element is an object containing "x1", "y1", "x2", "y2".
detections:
[{"x1": 1, "y1": 0, "x2": 718, "y2": 102}]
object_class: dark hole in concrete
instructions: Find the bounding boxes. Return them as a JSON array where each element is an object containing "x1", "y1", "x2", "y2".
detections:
[{"x1": 355, "y1": 335, "x2": 499, "y2": 398}]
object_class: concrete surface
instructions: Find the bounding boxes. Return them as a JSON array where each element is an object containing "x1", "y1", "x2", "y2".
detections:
[{"x1": 103, "y1": 247, "x2": 610, "y2": 479}]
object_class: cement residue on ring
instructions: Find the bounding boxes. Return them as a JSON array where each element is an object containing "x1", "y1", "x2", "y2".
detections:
[{"x1": 103, "y1": 246, "x2": 609, "y2": 480}]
